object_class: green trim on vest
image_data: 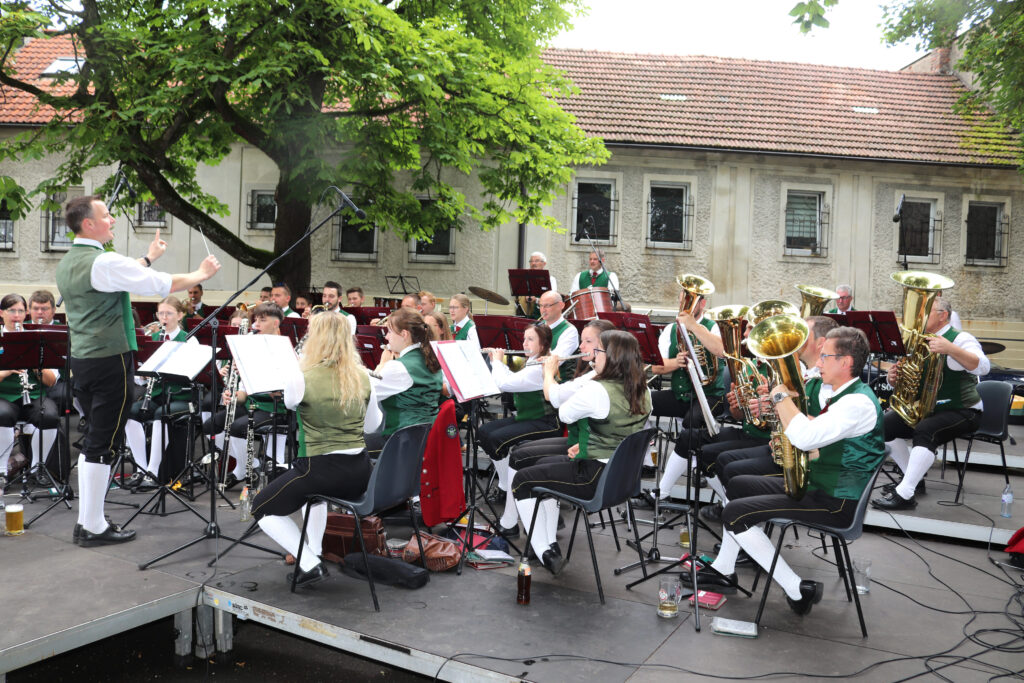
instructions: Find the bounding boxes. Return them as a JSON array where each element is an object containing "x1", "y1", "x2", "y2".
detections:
[
  {"x1": 933, "y1": 327, "x2": 981, "y2": 412},
  {"x1": 55, "y1": 244, "x2": 136, "y2": 358},
  {"x1": 452, "y1": 319, "x2": 474, "y2": 341},
  {"x1": 668, "y1": 317, "x2": 725, "y2": 401},
  {"x1": 0, "y1": 368, "x2": 45, "y2": 403},
  {"x1": 549, "y1": 320, "x2": 577, "y2": 382},
  {"x1": 803, "y1": 378, "x2": 885, "y2": 499},
  {"x1": 576, "y1": 270, "x2": 609, "y2": 289},
  {"x1": 380, "y1": 349, "x2": 442, "y2": 436},
  {"x1": 576, "y1": 380, "x2": 652, "y2": 460},
  {"x1": 296, "y1": 367, "x2": 370, "y2": 457}
]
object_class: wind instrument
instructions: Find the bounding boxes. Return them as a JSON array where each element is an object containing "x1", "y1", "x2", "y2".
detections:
[
  {"x1": 139, "y1": 321, "x2": 166, "y2": 415},
  {"x1": 794, "y1": 284, "x2": 839, "y2": 318},
  {"x1": 707, "y1": 305, "x2": 771, "y2": 431},
  {"x1": 218, "y1": 317, "x2": 250, "y2": 483},
  {"x1": 675, "y1": 273, "x2": 718, "y2": 385},
  {"x1": 11, "y1": 323, "x2": 34, "y2": 403},
  {"x1": 746, "y1": 300, "x2": 800, "y2": 327},
  {"x1": 524, "y1": 352, "x2": 587, "y2": 367}
]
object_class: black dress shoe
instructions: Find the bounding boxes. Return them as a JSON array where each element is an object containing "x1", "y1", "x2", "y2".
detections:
[
  {"x1": 494, "y1": 523, "x2": 520, "y2": 539},
  {"x1": 680, "y1": 569, "x2": 738, "y2": 594},
  {"x1": 700, "y1": 502, "x2": 723, "y2": 523},
  {"x1": 871, "y1": 490, "x2": 916, "y2": 511},
  {"x1": 73, "y1": 517, "x2": 119, "y2": 545},
  {"x1": 881, "y1": 479, "x2": 926, "y2": 496},
  {"x1": 288, "y1": 563, "x2": 329, "y2": 588},
  {"x1": 541, "y1": 544, "x2": 565, "y2": 575},
  {"x1": 125, "y1": 472, "x2": 145, "y2": 489},
  {"x1": 78, "y1": 524, "x2": 137, "y2": 547},
  {"x1": 223, "y1": 473, "x2": 240, "y2": 490},
  {"x1": 787, "y1": 579, "x2": 823, "y2": 616}
]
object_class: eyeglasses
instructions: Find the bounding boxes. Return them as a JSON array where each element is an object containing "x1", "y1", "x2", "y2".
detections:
[
  {"x1": 593, "y1": 348, "x2": 606, "y2": 355},
  {"x1": 819, "y1": 353, "x2": 848, "y2": 361},
  {"x1": 538, "y1": 303, "x2": 559, "y2": 309},
  {"x1": 4, "y1": 308, "x2": 26, "y2": 314},
  {"x1": 837, "y1": 296, "x2": 852, "y2": 301}
]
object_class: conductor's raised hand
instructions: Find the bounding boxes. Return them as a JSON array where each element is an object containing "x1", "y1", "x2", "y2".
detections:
[
  {"x1": 198, "y1": 254, "x2": 221, "y2": 280},
  {"x1": 146, "y1": 228, "x2": 168, "y2": 263}
]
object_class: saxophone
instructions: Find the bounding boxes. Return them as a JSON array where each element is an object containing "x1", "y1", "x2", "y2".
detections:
[
  {"x1": 707, "y1": 305, "x2": 772, "y2": 431},
  {"x1": 218, "y1": 318, "x2": 250, "y2": 483},
  {"x1": 795, "y1": 284, "x2": 840, "y2": 317},
  {"x1": 888, "y1": 271, "x2": 954, "y2": 427},
  {"x1": 747, "y1": 314, "x2": 810, "y2": 500},
  {"x1": 139, "y1": 322, "x2": 165, "y2": 415},
  {"x1": 675, "y1": 273, "x2": 718, "y2": 385}
]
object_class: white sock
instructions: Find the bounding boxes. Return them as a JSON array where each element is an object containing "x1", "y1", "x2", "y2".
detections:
[
  {"x1": 711, "y1": 528, "x2": 740, "y2": 575},
  {"x1": 734, "y1": 527, "x2": 802, "y2": 600},
  {"x1": 705, "y1": 475, "x2": 728, "y2": 504},
  {"x1": 257, "y1": 515, "x2": 319, "y2": 572},
  {"x1": 148, "y1": 423, "x2": 166, "y2": 479},
  {"x1": 201, "y1": 411, "x2": 212, "y2": 424},
  {"x1": 499, "y1": 466, "x2": 519, "y2": 528},
  {"x1": 38, "y1": 429, "x2": 57, "y2": 470},
  {"x1": 897, "y1": 446, "x2": 934, "y2": 500},
  {"x1": 79, "y1": 459, "x2": 112, "y2": 534},
  {"x1": 125, "y1": 420, "x2": 148, "y2": 472},
  {"x1": 887, "y1": 438, "x2": 911, "y2": 472},
  {"x1": 229, "y1": 437, "x2": 249, "y2": 478},
  {"x1": 515, "y1": 497, "x2": 552, "y2": 559},
  {"x1": 0, "y1": 427, "x2": 15, "y2": 474},
  {"x1": 23, "y1": 425, "x2": 43, "y2": 467},
  {"x1": 657, "y1": 451, "x2": 688, "y2": 499},
  {"x1": 304, "y1": 502, "x2": 328, "y2": 557},
  {"x1": 72, "y1": 396, "x2": 84, "y2": 415},
  {"x1": 273, "y1": 434, "x2": 288, "y2": 466},
  {"x1": 493, "y1": 457, "x2": 509, "y2": 490},
  {"x1": 542, "y1": 499, "x2": 558, "y2": 541}
]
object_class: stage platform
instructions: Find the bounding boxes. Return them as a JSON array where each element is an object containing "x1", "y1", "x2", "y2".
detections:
[{"x1": 2, "y1": 469, "x2": 1022, "y2": 682}]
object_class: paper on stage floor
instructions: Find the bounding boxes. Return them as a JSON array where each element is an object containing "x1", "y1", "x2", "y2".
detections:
[
  {"x1": 227, "y1": 334, "x2": 301, "y2": 395},
  {"x1": 431, "y1": 340, "x2": 499, "y2": 402},
  {"x1": 138, "y1": 341, "x2": 213, "y2": 381}
]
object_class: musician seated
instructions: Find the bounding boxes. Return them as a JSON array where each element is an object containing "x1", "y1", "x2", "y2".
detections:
[
  {"x1": 824, "y1": 284, "x2": 854, "y2": 315},
  {"x1": 365, "y1": 308, "x2": 443, "y2": 458},
  {"x1": 686, "y1": 327, "x2": 884, "y2": 617},
  {"x1": 511, "y1": 330, "x2": 651, "y2": 574},
  {"x1": 346, "y1": 286, "x2": 365, "y2": 308},
  {"x1": 30, "y1": 289, "x2": 74, "y2": 413},
  {"x1": 186, "y1": 284, "x2": 206, "y2": 318},
  {"x1": 251, "y1": 312, "x2": 382, "y2": 588},
  {"x1": 417, "y1": 291, "x2": 437, "y2": 316},
  {"x1": 521, "y1": 252, "x2": 557, "y2": 319},
  {"x1": 480, "y1": 324, "x2": 564, "y2": 539},
  {"x1": 425, "y1": 311, "x2": 453, "y2": 342},
  {"x1": 0, "y1": 293, "x2": 59, "y2": 485},
  {"x1": 124, "y1": 296, "x2": 195, "y2": 489},
  {"x1": 448, "y1": 294, "x2": 479, "y2": 349},
  {"x1": 872, "y1": 298, "x2": 989, "y2": 511},
  {"x1": 202, "y1": 302, "x2": 291, "y2": 488},
  {"x1": 259, "y1": 286, "x2": 272, "y2": 303},
  {"x1": 538, "y1": 291, "x2": 580, "y2": 381},
  {"x1": 271, "y1": 283, "x2": 302, "y2": 318},
  {"x1": 569, "y1": 250, "x2": 620, "y2": 295}
]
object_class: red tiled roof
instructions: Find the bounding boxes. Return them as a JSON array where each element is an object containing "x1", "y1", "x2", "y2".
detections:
[
  {"x1": 543, "y1": 49, "x2": 1020, "y2": 166},
  {"x1": 0, "y1": 34, "x2": 80, "y2": 125}
]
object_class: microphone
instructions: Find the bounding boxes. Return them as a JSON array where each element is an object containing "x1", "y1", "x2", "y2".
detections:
[
  {"x1": 893, "y1": 193, "x2": 905, "y2": 223},
  {"x1": 329, "y1": 186, "x2": 367, "y2": 220},
  {"x1": 576, "y1": 215, "x2": 594, "y2": 242}
]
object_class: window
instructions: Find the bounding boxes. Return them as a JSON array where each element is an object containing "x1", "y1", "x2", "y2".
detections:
[
  {"x1": 646, "y1": 183, "x2": 693, "y2": 249},
  {"x1": 409, "y1": 199, "x2": 456, "y2": 264},
  {"x1": 247, "y1": 190, "x2": 276, "y2": 230},
  {"x1": 331, "y1": 211, "x2": 378, "y2": 262},
  {"x1": 784, "y1": 190, "x2": 830, "y2": 256},
  {"x1": 43, "y1": 57, "x2": 82, "y2": 75},
  {"x1": 0, "y1": 199, "x2": 13, "y2": 251},
  {"x1": 964, "y1": 200, "x2": 1009, "y2": 267},
  {"x1": 572, "y1": 180, "x2": 617, "y2": 244},
  {"x1": 40, "y1": 189, "x2": 81, "y2": 251},
  {"x1": 137, "y1": 200, "x2": 167, "y2": 229},
  {"x1": 897, "y1": 196, "x2": 942, "y2": 265}
]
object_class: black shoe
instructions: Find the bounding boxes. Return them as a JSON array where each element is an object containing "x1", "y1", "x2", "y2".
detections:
[
  {"x1": 78, "y1": 524, "x2": 137, "y2": 547},
  {"x1": 223, "y1": 473, "x2": 240, "y2": 490},
  {"x1": 494, "y1": 523, "x2": 520, "y2": 540},
  {"x1": 700, "y1": 502, "x2": 723, "y2": 523},
  {"x1": 881, "y1": 479, "x2": 926, "y2": 497},
  {"x1": 787, "y1": 579, "x2": 823, "y2": 616},
  {"x1": 125, "y1": 472, "x2": 145, "y2": 489},
  {"x1": 73, "y1": 517, "x2": 119, "y2": 545},
  {"x1": 288, "y1": 563, "x2": 329, "y2": 589},
  {"x1": 680, "y1": 569, "x2": 738, "y2": 594},
  {"x1": 77, "y1": 417, "x2": 87, "y2": 432},
  {"x1": 641, "y1": 465, "x2": 658, "y2": 479},
  {"x1": 871, "y1": 490, "x2": 917, "y2": 511},
  {"x1": 541, "y1": 544, "x2": 565, "y2": 575}
]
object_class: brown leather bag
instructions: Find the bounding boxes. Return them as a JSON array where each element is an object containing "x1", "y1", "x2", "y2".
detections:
[
  {"x1": 401, "y1": 531, "x2": 461, "y2": 572},
  {"x1": 322, "y1": 512, "x2": 387, "y2": 562}
]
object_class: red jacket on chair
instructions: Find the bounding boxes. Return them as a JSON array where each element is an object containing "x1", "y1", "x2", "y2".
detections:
[{"x1": 420, "y1": 399, "x2": 465, "y2": 527}]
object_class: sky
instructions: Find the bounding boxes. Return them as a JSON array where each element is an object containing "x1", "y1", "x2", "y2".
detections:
[{"x1": 549, "y1": 0, "x2": 925, "y2": 71}]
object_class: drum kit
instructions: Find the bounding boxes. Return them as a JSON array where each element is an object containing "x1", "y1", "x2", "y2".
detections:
[{"x1": 468, "y1": 284, "x2": 612, "y2": 321}]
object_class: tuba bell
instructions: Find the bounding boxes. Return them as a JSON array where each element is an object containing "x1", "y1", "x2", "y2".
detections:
[
  {"x1": 746, "y1": 300, "x2": 801, "y2": 327},
  {"x1": 795, "y1": 284, "x2": 840, "y2": 318},
  {"x1": 747, "y1": 314, "x2": 810, "y2": 500},
  {"x1": 675, "y1": 273, "x2": 719, "y2": 386},
  {"x1": 888, "y1": 271, "x2": 954, "y2": 427}
]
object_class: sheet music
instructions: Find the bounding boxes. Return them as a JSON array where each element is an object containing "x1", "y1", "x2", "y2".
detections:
[
  {"x1": 431, "y1": 340, "x2": 500, "y2": 402},
  {"x1": 138, "y1": 341, "x2": 212, "y2": 381},
  {"x1": 227, "y1": 334, "x2": 302, "y2": 396},
  {"x1": 681, "y1": 324, "x2": 708, "y2": 383}
]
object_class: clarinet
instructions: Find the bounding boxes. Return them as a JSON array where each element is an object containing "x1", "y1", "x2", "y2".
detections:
[
  {"x1": 239, "y1": 402, "x2": 258, "y2": 521},
  {"x1": 139, "y1": 322, "x2": 165, "y2": 415},
  {"x1": 218, "y1": 318, "x2": 250, "y2": 483},
  {"x1": 12, "y1": 323, "x2": 33, "y2": 403}
]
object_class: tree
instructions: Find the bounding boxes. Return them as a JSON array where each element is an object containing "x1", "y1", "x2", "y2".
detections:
[{"x1": 0, "y1": 0, "x2": 608, "y2": 289}]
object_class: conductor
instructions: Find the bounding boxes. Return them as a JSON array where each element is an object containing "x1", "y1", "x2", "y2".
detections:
[{"x1": 56, "y1": 195, "x2": 221, "y2": 546}]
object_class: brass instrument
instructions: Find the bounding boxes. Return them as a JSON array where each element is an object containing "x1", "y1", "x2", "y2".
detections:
[
  {"x1": 746, "y1": 300, "x2": 801, "y2": 327},
  {"x1": 307, "y1": 304, "x2": 328, "y2": 316},
  {"x1": 707, "y1": 305, "x2": 771, "y2": 431},
  {"x1": 888, "y1": 271, "x2": 954, "y2": 427},
  {"x1": 518, "y1": 295, "x2": 537, "y2": 318},
  {"x1": 675, "y1": 273, "x2": 718, "y2": 385},
  {"x1": 747, "y1": 314, "x2": 810, "y2": 500},
  {"x1": 142, "y1": 320, "x2": 163, "y2": 335},
  {"x1": 795, "y1": 284, "x2": 840, "y2": 317}
]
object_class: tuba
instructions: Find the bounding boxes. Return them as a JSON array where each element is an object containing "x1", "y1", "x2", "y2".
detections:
[
  {"x1": 795, "y1": 284, "x2": 839, "y2": 318},
  {"x1": 707, "y1": 305, "x2": 771, "y2": 432},
  {"x1": 747, "y1": 314, "x2": 810, "y2": 500},
  {"x1": 746, "y1": 300, "x2": 801, "y2": 327},
  {"x1": 676, "y1": 273, "x2": 719, "y2": 386},
  {"x1": 888, "y1": 271, "x2": 954, "y2": 427}
]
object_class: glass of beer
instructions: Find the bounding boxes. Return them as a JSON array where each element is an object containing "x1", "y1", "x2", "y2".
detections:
[
  {"x1": 5, "y1": 503, "x2": 24, "y2": 535},
  {"x1": 657, "y1": 577, "x2": 682, "y2": 618}
]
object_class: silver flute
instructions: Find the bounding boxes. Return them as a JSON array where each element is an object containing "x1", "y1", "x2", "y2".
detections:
[
  {"x1": 481, "y1": 348, "x2": 529, "y2": 355},
  {"x1": 524, "y1": 352, "x2": 588, "y2": 367}
]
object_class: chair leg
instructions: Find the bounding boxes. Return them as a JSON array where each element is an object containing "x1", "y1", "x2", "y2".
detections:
[
  {"x1": 565, "y1": 508, "x2": 582, "y2": 562},
  {"x1": 583, "y1": 510, "x2": 605, "y2": 604},
  {"x1": 291, "y1": 501, "x2": 315, "y2": 594},
  {"x1": 754, "y1": 523, "x2": 789, "y2": 627},
  {"x1": 940, "y1": 442, "x2": 947, "y2": 479},
  {"x1": 609, "y1": 508, "x2": 621, "y2": 551},
  {"x1": 352, "y1": 511, "x2": 380, "y2": 612},
  {"x1": 839, "y1": 538, "x2": 868, "y2": 637},
  {"x1": 408, "y1": 500, "x2": 428, "y2": 571},
  {"x1": 954, "y1": 437, "x2": 974, "y2": 504},
  {"x1": 1000, "y1": 442, "x2": 1009, "y2": 486},
  {"x1": 627, "y1": 501, "x2": 649, "y2": 579},
  {"x1": 522, "y1": 496, "x2": 544, "y2": 563},
  {"x1": 833, "y1": 536, "x2": 852, "y2": 602}
]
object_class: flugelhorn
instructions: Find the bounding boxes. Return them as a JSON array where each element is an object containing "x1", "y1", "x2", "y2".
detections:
[
  {"x1": 795, "y1": 284, "x2": 839, "y2": 318},
  {"x1": 675, "y1": 273, "x2": 718, "y2": 385}
]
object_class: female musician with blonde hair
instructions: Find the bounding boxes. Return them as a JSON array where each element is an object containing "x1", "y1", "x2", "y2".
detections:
[
  {"x1": 447, "y1": 294, "x2": 478, "y2": 348},
  {"x1": 251, "y1": 311, "x2": 382, "y2": 588},
  {"x1": 425, "y1": 311, "x2": 454, "y2": 342}
]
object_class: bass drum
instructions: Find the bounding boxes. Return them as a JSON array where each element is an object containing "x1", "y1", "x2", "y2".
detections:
[{"x1": 567, "y1": 287, "x2": 613, "y2": 320}]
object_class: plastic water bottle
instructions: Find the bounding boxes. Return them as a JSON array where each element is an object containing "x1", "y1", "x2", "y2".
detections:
[
  {"x1": 1001, "y1": 483, "x2": 1013, "y2": 518},
  {"x1": 516, "y1": 559, "x2": 531, "y2": 605}
]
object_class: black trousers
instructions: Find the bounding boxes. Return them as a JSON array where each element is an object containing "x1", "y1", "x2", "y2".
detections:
[
  {"x1": 691, "y1": 426, "x2": 768, "y2": 477},
  {"x1": 652, "y1": 390, "x2": 725, "y2": 427},
  {"x1": 251, "y1": 451, "x2": 372, "y2": 520},
  {"x1": 477, "y1": 414, "x2": 561, "y2": 463},
  {"x1": 0, "y1": 396, "x2": 59, "y2": 429},
  {"x1": 509, "y1": 436, "x2": 568, "y2": 470},
  {"x1": 71, "y1": 352, "x2": 134, "y2": 464},
  {"x1": 883, "y1": 408, "x2": 980, "y2": 452},
  {"x1": 512, "y1": 455, "x2": 603, "y2": 501},
  {"x1": 722, "y1": 475, "x2": 856, "y2": 534},
  {"x1": 718, "y1": 444, "x2": 777, "y2": 486}
]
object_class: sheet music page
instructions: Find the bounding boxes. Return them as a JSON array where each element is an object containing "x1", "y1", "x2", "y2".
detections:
[
  {"x1": 138, "y1": 341, "x2": 213, "y2": 381},
  {"x1": 228, "y1": 334, "x2": 301, "y2": 395},
  {"x1": 431, "y1": 340, "x2": 500, "y2": 401}
]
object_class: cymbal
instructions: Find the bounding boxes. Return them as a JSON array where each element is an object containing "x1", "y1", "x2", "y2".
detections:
[
  {"x1": 980, "y1": 341, "x2": 1006, "y2": 355},
  {"x1": 468, "y1": 286, "x2": 509, "y2": 306}
]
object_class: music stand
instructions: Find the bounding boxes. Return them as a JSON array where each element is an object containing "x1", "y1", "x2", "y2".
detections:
[
  {"x1": 385, "y1": 275, "x2": 420, "y2": 295},
  {"x1": 508, "y1": 268, "x2": 550, "y2": 317},
  {"x1": 346, "y1": 307, "x2": 391, "y2": 326},
  {"x1": 354, "y1": 335, "x2": 384, "y2": 369},
  {"x1": 597, "y1": 312, "x2": 663, "y2": 366},
  {"x1": 279, "y1": 317, "x2": 308, "y2": 346},
  {"x1": 473, "y1": 315, "x2": 531, "y2": 353}
]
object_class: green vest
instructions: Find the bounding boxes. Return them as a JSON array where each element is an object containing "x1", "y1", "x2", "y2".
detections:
[
  {"x1": 296, "y1": 366, "x2": 370, "y2": 457},
  {"x1": 513, "y1": 383, "x2": 555, "y2": 422},
  {"x1": 0, "y1": 340, "x2": 45, "y2": 402},
  {"x1": 549, "y1": 320, "x2": 578, "y2": 383},
  {"x1": 148, "y1": 328, "x2": 191, "y2": 402},
  {"x1": 380, "y1": 349, "x2": 442, "y2": 436},
  {"x1": 803, "y1": 378, "x2": 885, "y2": 499},
  {"x1": 576, "y1": 270, "x2": 609, "y2": 290},
  {"x1": 933, "y1": 327, "x2": 981, "y2": 412},
  {"x1": 452, "y1": 319, "x2": 474, "y2": 341},
  {"x1": 576, "y1": 380, "x2": 652, "y2": 460},
  {"x1": 668, "y1": 317, "x2": 726, "y2": 401},
  {"x1": 55, "y1": 244, "x2": 136, "y2": 359}
]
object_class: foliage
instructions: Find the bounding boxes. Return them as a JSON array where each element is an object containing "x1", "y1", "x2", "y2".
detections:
[{"x1": 789, "y1": 0, "x2": 839, "y2": 33}]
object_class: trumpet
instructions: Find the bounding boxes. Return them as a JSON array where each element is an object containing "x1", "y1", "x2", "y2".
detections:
[
  {"x1": 524, "y1": 352, "x2": 587, "y2": 366},
  {"x1": 143, "y1": 320, "x2": 162, "y2": 334}
]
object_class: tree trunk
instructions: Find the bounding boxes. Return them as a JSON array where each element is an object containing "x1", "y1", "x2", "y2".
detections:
[{"x1": 268, "y1": 174, "x2": 314, "y2": 294}]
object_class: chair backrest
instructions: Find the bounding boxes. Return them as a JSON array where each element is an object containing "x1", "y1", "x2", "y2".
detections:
[
  {"x1": 585, "y1": 427, "x2": 658, "y2": 512},
  {"x1": 356, "y1": 423, "x2": 433, "y2": 516},
  {"x1": 975, "y1": 380, "x2": 1013, "y2": 441},
  {"x1": 841, "y1": 457, "x2": 887, "y2": 542}
]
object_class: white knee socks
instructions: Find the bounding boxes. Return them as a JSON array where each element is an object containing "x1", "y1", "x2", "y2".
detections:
[
  {"x1": 78, "y1": 456, "x2": 112, "y2": 534},
  {"x1": 499, "y1": 466, "x2": 519, "y2": 528},
  {"x1": 257, "y1": 515, "x2": 319, "y2": 572},
  {"x1": 493, "y1": 457, "x2": 509, "y2": 490},
  {"x1": 229, "y1": 436, "x2": 249, "y2": 478},
  {"x1": 304, "y1": 502, "x2": 328, "y2": 557},
  {"x1": 148, "y1": 423, "x2": 166, "y2": 479},
  {"x1": 125, "y1": 420, "x2": 148, "y2": 472},
  {"x1": 657, "y1": 451, "x2": 689, "y2": 499},
  {"x1": 897, "y1": 445, "x2": 934, "y2": 500},
  {"x1": 705, "y1": 475, "x2": 728, "y2": 504},
  {"x1": 516, "y1": 497, "x2": 552, "y2": 560},
  {"x1": 0, "y1": 427, "x2": 15, "y2": 476},
  {"x1": 734, "y1": 527, "x2": 803, "y2": 600},
  {"x1": 887, "y1": 438, "x2": 910, "y2": 473}
]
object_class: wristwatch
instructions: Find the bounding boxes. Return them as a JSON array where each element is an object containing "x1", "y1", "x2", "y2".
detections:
[
  {"x1": 141, "y1": 256, "x2": 152, "y2": 267},
  {"x1": 770, "y1": 390, "x2": 789, "y2": 406}
]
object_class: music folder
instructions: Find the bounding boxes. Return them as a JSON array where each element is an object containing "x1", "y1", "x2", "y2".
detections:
[
  {"x1": 431, "y1": 340, "x2": 500, "y2": 403},
  {"x1": 137, "y1": 340, "x2": 212, "y2": 383},
  {"x1": 227, "y1": 334, "x2": 301, "y2": 396}
]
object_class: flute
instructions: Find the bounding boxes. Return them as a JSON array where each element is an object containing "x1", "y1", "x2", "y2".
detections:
[
  {"x1": 524, "y1": 352, "x2": 588, "y2": 367},
  {"x1": 481, "y1": 348, "x2": 529, "y2": 355}
]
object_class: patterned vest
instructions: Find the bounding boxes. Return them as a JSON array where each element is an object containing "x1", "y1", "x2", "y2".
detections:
[{"x1": 452, "y1": 319, "x2": 475, "y2": 341}]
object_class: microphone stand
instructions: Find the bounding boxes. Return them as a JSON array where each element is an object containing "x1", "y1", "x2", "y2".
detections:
[{"x1": 139, "y1": 186, "x2": 353, "y2": 570}]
